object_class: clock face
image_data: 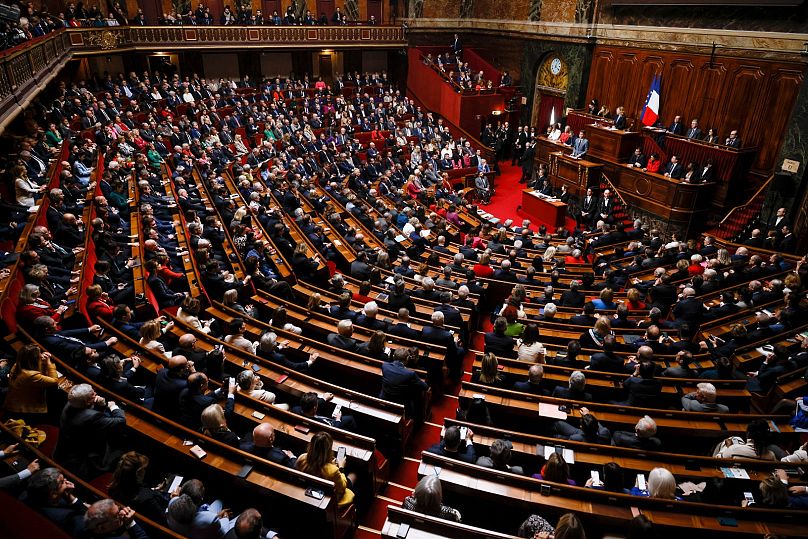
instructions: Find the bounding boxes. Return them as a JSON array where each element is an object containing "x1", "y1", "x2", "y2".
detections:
[{"x1": 550, "y1": 58, "x2": 562, "y2": 75}]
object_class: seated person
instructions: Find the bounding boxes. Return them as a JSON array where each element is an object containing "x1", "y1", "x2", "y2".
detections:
[
  {"x1": 533, "y1": 452, "x2": 576, "y2": 485},
  {"x1": 427, "y1": 425, "x2": 476, "y2": 463},
  {"x1": 681, "y1": 382, "x2": 729, "y2": 413},
  {"x1": 475, "y1": 439, "x2": 524, "y2": 475},
  {"x1": 551, "y1": 371, "x2": 592, "y2": 401},
  {"x1": 612, "y1": 415, "x2": 662, "y2": 450},
  {"x1": 403, "y1": 475, "x2": 461, "y2": 522},
  {"x1": 513, "y1": 364, "x2": 550, "y2": 395},
  {"x1": 553, "y1": 407, "x2": 612, "y2": 444}
]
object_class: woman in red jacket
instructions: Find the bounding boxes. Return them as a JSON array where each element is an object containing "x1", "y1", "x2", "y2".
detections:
[
  {"x1": 85, "y1": 284, "x2": 115, "y2": 323},
  {"x1": 644, "y1": 153, "x2": 662, "y2": 174},
  {"x1": 473, "y1": 252, "x2": 495, "y2": 278},
  {"x1": 17, "y1": 284, "x2": 68, "y2": 328}
]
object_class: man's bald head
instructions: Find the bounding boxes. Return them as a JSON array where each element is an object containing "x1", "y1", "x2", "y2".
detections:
[
  {"x1": 252, "y1": 423, "x2": 275, "y2": 448},
  {"x1": 178, "y1": 334, "x2": 196, "y2": 348}
]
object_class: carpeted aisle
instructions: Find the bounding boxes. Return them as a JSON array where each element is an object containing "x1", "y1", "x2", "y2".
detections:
[{"x1": 484, "y1": 161, "x2": 577, "y2": 233}]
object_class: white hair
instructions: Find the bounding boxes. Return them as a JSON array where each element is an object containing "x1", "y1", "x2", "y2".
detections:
[
  {"x1": 697, "y1": 383, "x2": 717, "y2": 402},
  {"x1": 636, "y1": 415, "x2": 657, "y2": 438},
  {"x1": 543, "y1": 303, "x2": 557, "y2": 316}
]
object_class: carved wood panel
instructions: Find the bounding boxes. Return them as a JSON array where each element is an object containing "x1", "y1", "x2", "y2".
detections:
[{"x1": 585, "y1": 45, "x2": 806, "y2": 174}]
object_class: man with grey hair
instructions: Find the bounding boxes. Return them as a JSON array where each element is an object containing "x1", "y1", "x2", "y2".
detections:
[
  {"x1": 552, "y1": 370, "x2": 592, "y2": 401},
  {"x1": 83, "y1": 498, "x2": 145, "y2": 539},
  {"x1": 493, "y1": 259, "x2": 517, "y2": 282},
  {"x1": 326, "y1": 319, "x2": 358, "y2": 351},
  {"x1": 422, "y1": 310, "x2": 465, "y2": 381},
  {"x1": 540, "y1": 302, "x2": 557, "y2": 321},
  {"x1": 450, "y1": 252, "x2": 466, "y2": 273},
  {"x1": 452, "y1": 285, "x2": 475, "y2": 310},
  {"x1": 513, "y1": 364, "x2": 549, "y2": 395},
  {"x1": 672, "y1": 286, "x2": 705, "y2": 327},
  {"x1": 257, "y1": 331, "x2": 319, "y2": 371},
  {"x1": 436, "y1": 266, "x2": 457, "y2": 289},
  {"x1": 355, "y1": 300, "x2": 388, "y2": 331},
  {"x1": 24, "y1": 467, "x2": 87, "y2": 535},
  {"x1": 413, "y1": 276, "x2": 440, "y2": 302},
  {"x1": 612, "y1": 415, "x2": 661, "y2": 450},
  {"x1": 557, "y1": 236, "x2": 575, "y2": 254},
  {"x1": 681, "y1": 383, "x2": 729, "y2": 413},
  {"x1": 54, "y1": 384, "x2": 126, "y2": 476}
]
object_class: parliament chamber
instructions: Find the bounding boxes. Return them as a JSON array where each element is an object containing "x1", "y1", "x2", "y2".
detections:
[{"x1": 0, "y1": 0, "x2": 807, "y2": 538}]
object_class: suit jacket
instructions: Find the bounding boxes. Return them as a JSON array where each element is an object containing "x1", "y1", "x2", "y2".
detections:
[
  {"x1": 571, "y1": 137, "x2": 589, "y2": 158},
  {"x1": 242, "y1": 442, "x2": 297, "y2": 467},
  {"x1": 560, "y1": 290, "x2": 586, "y2": 308},
  {"x1": 427, "y1": 441, "x2": 475, "y2": 463},
  {"x1": 623, "y1": 377, "x2": 663, "y2": 407},
  {"x1": 686, "y1": 127, "x2": 702, "y2": 139},
  {"x1": 664, "y1": 162, "x2": 683, "y2": 179},
  {"x1": 387, "y1": 322, "x2": 422, "y2": 341},
  {"x1": 326, "y1": 333, "x2": 358, "y2": 351},
  {"x1": 589, "y1": 352, "x2": 628, "y2": 373},
  {"x1": 484, "y1": 332, "x2": 516, "y2": 357},
  {"x1": 55, "y1": 404, "x2": 126, "y2": 475},
  {"x1": 380, "y1": 360, "x2": 428, "y2": 407},
  {"x1": 612, "y1": 430, "x2": 662, "y2": 450},
  {"x1": 613, "y1": 114, "x2": 627, "y2": 130}
]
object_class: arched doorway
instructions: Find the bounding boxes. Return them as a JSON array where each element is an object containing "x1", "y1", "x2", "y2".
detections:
[{"x1": 531, "y1": 54, "x2": 569, "y2": 133}]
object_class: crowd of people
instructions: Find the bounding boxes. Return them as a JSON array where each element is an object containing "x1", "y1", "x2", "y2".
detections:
[{"x1": 0, "y1": 55, "x2": 806, "y2": 539}]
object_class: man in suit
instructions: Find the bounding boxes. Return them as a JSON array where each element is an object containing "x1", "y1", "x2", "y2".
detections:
[
  {"x1": 54, "y1": 384, "x2": 126, "y2": 477},
  {"x1": 387, "y1": 308, "x2": 422, "y2": 341},
  {"x1": 626, "y1": 147, "x2": 646, "y2": 168},
  {"x1": 427, "y1": 426, "x2": 475, "y2": 463},
  {"x1": 178, "y1": 373, "x2": 235, "y2": 429},
  {"x1": 663, "y1": 155, "x2": 683, "y2": 179},
  {"x1": 671, "y1": 287, "x2": 705, "y2": 328},
  {"x1": 666, "y1": 115, "x2": 683, "y2": 136},
  {"x1": 553, "y1": 410, "x2": 612, "y2": 444},
  {"x1": 597, "y1": 189, "x2": 614, "y2": 224},
  {"x1": 613, "y1": 106, "x2": 627, "y2": 130},
  {"x1": 295, "y1": 392, "x2": 358, "y2": 431},
  {"x1": 686, "y1": 118, "x2": 702, "y2": 140},
  {"x1": 451, "y1": 33, "x2": 463, "y2": 57},
  {"x1": 768, "y1": 207, "x2": 790, "y2": 236},
  {"x1": 779, "y1": 225, "x2": 796, "y2": 253},
  {"x1": 579, "y1": 187, "x2": 598, "y2": 229},
  {"x1": 152, "y1": 355, "x2": 193, "y2": 419},
  {"x1": 725, "y1": 130, "x2": 742, "y2": 148},
  {"x1": 611, "y1": 416, "x2": 662, "y2": 450},
  {"x1": 560, "y1": 281, "x2": 586, "y2": 309},
  {"x1": 422, "y1": 311, "x2": 465, "y2": 381},
  {"x1": 484, "y1": 317, "x2": 516, "y2": 357},
  {"x1": 513, "y1": 364, "x2": 550, "y2": 395},
  {"x1": 698, "y1": 160, "x2": 714, "y2": 182},
  {"x1": 519, "y1": 138, "x2": 536, "y2": 183},
  {"x1": 21, "y1": 467, "x2": 88, "y2": 536},
  {"x1": 35, "y1": 316, "x2": 115, "y2": 359},
  {"x1": 570, "y1": 130, "x2": 589, "y2": 159},
  {"x1": 243, "y1": 423, "x2": 297, "y2": 467},
  {"x1": 589, "y1": 335, "x2": 630, "y2": 373},
  {"x1": 380, "y1": 348, "x2": 429, "y2": 415},
  {"x1": 681, "y1": 383, "x2": 729, "y2": 413},
  {"x1": 327, "y1": 319, "x2": 359, "y2": 351}
]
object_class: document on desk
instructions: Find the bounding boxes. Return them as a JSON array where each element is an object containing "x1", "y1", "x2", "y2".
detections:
[
  {"x1": 543, "y1": 445, "x2": 575, "y2": 464},
  {"x1": 538, "y1": 402, "x2": 567, "y2": 420},
  {"x1": 720, "y1": 467, "x2": 750, "y2": 479}
]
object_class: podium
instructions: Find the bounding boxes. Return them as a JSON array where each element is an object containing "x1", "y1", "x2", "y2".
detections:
[
  {"x1": 585, "y1": 124, "x2": 643, "y2": 162},
  {"x1": 549, "y1": 153, "x2": 603, "y2": 198},
  {"x1": 521, "y1": 189, "x2": 567, "y2": 228}
]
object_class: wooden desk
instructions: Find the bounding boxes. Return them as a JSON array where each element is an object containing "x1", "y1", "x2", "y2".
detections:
[
  {"x1": 585, "y1": 124, "x2": 643, "y2": 162},
  {"x1": 549, "y1": 152, "x2": 603, "y2": 198},
  {"x1": 520, "y1": 189, "x2": 567, "y2": 228}
]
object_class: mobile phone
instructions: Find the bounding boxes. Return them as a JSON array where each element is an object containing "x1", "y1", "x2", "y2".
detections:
[
  {"x1": 459, "y1": 427, "x2": 468, "y2": 441},
  {"x1": 251, "y1": 364, "x2": 261, "y2": 373},
  {"x1": 718, "y1": 517, "x2": 738, "y2": 527},
  {"x1": 590, "y1": 470, "x2": 601, "y2": 486},
  {"x1": 294, "y1": 425, "x2": 310, "y2": 434},
  {"x1": 637, "y1": 474, "x2": 647, "y2": 491},
  {"x1": 190, "y1": 445, "x2": 207, "y2": 459},
  {"x1": 337, "y1": 446, "x2": 346, "y2": 461},
  {"x1": 252, "y1": 411, "x2": 265, "y2": 419},
  {"x1": 305, "y1": 488, "x2": 324, "y2": 500},
  {"x1": 396, "y1": 522, "x2": 410, "y2": 538},
  {"x1": 331, "y1": 404, "x2": 342, "y2": 419},
  {"x1": 64, "y1": 299, "x2": 76, "y2": 305},
  {"x1": 743, "y1": 491, "x2": 755, "y2": 505},
  {"x1": 236, "y1": 463, "x2": 253, "y2": 479}
]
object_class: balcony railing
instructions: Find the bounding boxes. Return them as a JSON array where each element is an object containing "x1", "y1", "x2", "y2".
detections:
[
  {"x1": 66, "y1": 25, "x2": 407, "y2": 53},
  {"x1": 0, "y1": 29, "x2": 71, "y2": 131}
]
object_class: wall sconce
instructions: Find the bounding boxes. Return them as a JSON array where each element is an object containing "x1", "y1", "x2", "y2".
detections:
[{"x1": 491, "y1": 110, "x2": 502, "y2": 116}]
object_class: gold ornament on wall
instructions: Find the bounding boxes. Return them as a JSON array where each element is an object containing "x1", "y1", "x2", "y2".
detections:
[
  {"x1": 536, "y1": 55, "x2": 569, "y2": 92},
  {"x1": 86, "y1": 30, "x2": 121, "y2": 50}
]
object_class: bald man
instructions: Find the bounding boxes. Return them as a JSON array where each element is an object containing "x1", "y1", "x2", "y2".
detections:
[
  {"x1": 672, "y1": 286, "x2": 705, "y2": 328},
  {"x1": 242, "y1": 423, "x2": 297, "y2": 467},
  {"x1": 153, "y1": 354, "x2": 194, "y2": 418}
]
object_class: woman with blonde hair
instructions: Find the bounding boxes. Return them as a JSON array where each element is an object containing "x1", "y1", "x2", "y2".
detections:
[
  {"x1": 14, "y1": 165, "x2": 44, "y2": 207},
  {"x1": 177, "y1": 296, "x2": 212, "y2": 334},
  {"x1": 270, "y1": 306, "x2": 302, "y2": 335},
  {"x1": 17, "y1": 284, "x2": 68, "y2": 327},
  {"x1": 200, "y1": 403, "x2": 241, "y2": 448},
  {"x1": 473, "y1": 352, "x2": 504, "y2": 387},
  {"x1": 296, "y1": 431, "x2": 356, "y2": 507},
  {"x1": 542, "y1": 245, "x2": 557, "y2": 262},
  {"x1": 139, "y1": 320, "x2": 167, "y2": 354}
]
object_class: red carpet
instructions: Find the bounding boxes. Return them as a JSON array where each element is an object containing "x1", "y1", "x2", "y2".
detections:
[{"x1": 485, "y1": 162, "x2": 577, "y2": 233}]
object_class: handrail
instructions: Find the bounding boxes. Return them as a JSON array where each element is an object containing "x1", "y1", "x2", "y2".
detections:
[
  {"x1": 718, "y1": 173, "x2": 775, "y2": 227},
  {"x1": 599, "y1": 171, "x2": 629, "y2": 210}
]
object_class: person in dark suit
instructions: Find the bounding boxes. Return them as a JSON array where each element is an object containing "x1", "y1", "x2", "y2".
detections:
[
  {"x1": 21, "y1": 467, "x2": 87, "y2": 536},
  {"x1": 686, "y1": 118, "x2": 702, "y2": 140},
  {"x1": 427, "y1": 426, "x2": 475, "y2": 463},
  {"x1": 484, "y1": 317, "x2": 516, "y2": 358},
  {"x1": 450, "y1": 34, "x2": 462, "y2": 57},
  {"x1": 560, "y1": 281, "x2": 586, "y2": 309},
  {"x1": 613, "y1": 107, "x2": 627, "y2": 130},
  {"x1": 579, "y1": 187, "x2": 598, "y2": 229},
  {"x1": 661, "y1": 351, "x2": 698, "y2": 378},
  {"x1": 569, "y1": 302, "x2": 598, "y2": 327},
  {"x1": 152, "y1": 355, "x2": 193, "y2": 419},
  {"x1": 767, "y1": 207, "x2": 790, "y2": 235},
  {"x1": 54, "y1": 384, "x2": 126, "y2": 477},
  {"x1": 699, "y1": 160, "x2": 714, "y2": 182},
  {"x1": 597, "y1": 189, "x2": 614, "y2": 223},
  {"x1": 589, "y1": 335, "x2": 629, "y2": 373},
  {"x1": 626, "y1": 147, "x2": 646, "y2": 168},
  {"x1": 570, "y1": 130, "x2": 589, "y2": 159},
  {"x1": 513, "y1": 364, "x2": 550, "y2": 395},
  {"x1": 725, "y1": 130, "x2": 742, "y2": 148},
  {"x1": 618, "y1": 361, "x2": 663, "y2": 408},
  {"x1": 666, "y1": 115, "x2": 683, "y2": 136},
  {"x1": 422, "y1": 311, "x2": 465, "y2": 381},
  {"x1": 178, "y1": 373, "x2": 235, "y2": 430},
  {"x1": 552, "y1": 371, "x2": 592, "y2": 401},
  {"x1": 612, "y1": 416, "x2": 662, "y2": 450},
  {"x1": 778, "y1": 225, "x2": 796, "y2": 253},
  {"x1": 326, "y1": 319, "x2": 359, "y2": 351},
  {"x1": 387, "y1": 308, "x2": 423, "y2": 341},
  {"x1": 553, "y1": 410, "x2": 612, "y2": 444},
  {"x1": 380, "y1": 348, "x2": 429, "y2": 415},
  {"x1": 243, "y1": 423, "x2": 297, "y2": 467},
  {"x1": 663, "y1": 156, "x2": 683, "y2": 179},
  {"x1": 34, "y1": 316, "x2": 114, "y2": 360},
  {"x1": 294, "y1": 392, "x2": 358, "y2": 432},
  {"x1": 671, "y1": 287, "x2": 705, "y2": 328}
]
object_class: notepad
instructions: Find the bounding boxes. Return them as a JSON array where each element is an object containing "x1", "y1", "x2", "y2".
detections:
[
  {"x1": 538, "y1": 402, "x2": 567, "y2": 420},
  {"x1": 543, "y1": 445, "x2": 575, "y2": 464}
]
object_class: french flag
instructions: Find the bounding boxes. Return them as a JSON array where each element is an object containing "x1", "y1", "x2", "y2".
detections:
[{"x1": 641, "y1": 74, "x2": 661, "y2": 127}]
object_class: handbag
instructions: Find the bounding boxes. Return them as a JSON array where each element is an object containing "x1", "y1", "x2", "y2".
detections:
[{"x1": 4, "y1": 419, "x2": 47, "y2": 447}]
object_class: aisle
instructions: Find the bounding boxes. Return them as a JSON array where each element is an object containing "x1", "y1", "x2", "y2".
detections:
[{"x1": 484, "y1": 162, "x2": 577, "y2": 232}]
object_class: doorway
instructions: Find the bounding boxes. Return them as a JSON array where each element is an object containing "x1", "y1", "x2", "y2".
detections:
[
  {"x1": 367, "y1": 0, "x2": 382, "y2": 21},
  {"x1": 262, "y1": 0, "x2": 280, "y2": 17},
  {"x1": 318, "y1": 54, "x2": 333, "y2": 83},
  {"x1": 317, "y1": 0, "x2": 335, "y2": 21}
]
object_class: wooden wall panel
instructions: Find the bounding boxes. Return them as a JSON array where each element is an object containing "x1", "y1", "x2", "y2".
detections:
[{"x1": 585, "y1": 45, "x2": 806, "y2": 174}]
